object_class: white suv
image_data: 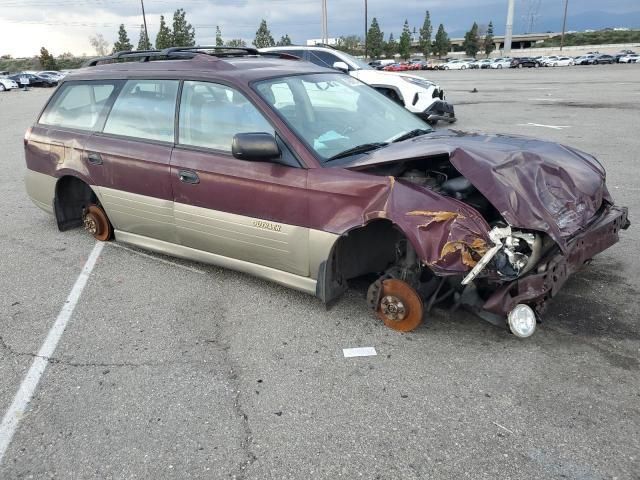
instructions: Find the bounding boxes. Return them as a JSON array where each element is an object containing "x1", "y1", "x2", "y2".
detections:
[{"x1": 261, "y1": 45, "x2": 455, "y2": 124}]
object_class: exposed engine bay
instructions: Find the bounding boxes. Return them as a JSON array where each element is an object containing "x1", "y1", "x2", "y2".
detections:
[{"x1": 359, "y1": 155, "x2": 550, "y2": 283}]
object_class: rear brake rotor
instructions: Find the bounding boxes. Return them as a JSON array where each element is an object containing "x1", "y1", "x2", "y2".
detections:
[
  {"x1": 375, "y1": 279, "x2": 424, "y2": 332},
  {"x1": 83, "y1": 205, "x2": 112, "y2": 241}
]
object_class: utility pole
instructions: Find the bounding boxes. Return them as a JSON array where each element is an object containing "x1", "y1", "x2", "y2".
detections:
[
  {"x1": 140, "y1": 0, "x2": 149, "y2": 50},
  {"x1": 364, "y1": 0, "x2": 368, "y2": 60},
  {"x1": 504, "y1": 0, "x2": 515, "y2": 55},
  {"x1": 560, "y1": 0, "x2": 569, "y2": 51},
  {"x1": 321, "y1": 0, "x2": 328, "y2": 44}
]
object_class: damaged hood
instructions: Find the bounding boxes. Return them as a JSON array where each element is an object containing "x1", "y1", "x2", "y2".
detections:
[{"x1": 343, "y1": 130, "x2": 611, "y2": 252}]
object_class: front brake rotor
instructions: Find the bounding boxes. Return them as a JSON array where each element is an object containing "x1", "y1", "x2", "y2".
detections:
[{"x1": 374, "y1": 279, "x2": 424, "y2": 332}]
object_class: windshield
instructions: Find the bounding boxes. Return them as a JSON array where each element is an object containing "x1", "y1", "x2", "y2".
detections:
[
  {"x1": 338, "y1": 51, "x2": 372, "y2": 70},
  {"x1": 254, "y1": 73, "x2": 432, "y2": 164}
]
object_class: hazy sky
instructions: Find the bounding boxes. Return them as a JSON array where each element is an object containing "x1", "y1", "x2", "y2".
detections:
[{"x1": 1, "y1": 0, "x2": 639, "y2": 57}]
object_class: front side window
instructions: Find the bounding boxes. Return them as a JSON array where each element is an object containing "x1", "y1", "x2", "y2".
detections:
[
  {"x1": 255, "y1": 73, "x2": 431, "y2": 163},
  {"x1": 39, "y1": 82, "x2": 116, "y2": 131},
  {"x1": 178, "y1": 81, "x2": 273, "y2": 152},
  {"x1": 103, "y1": 79, "x2": 179, "y2": 142}
]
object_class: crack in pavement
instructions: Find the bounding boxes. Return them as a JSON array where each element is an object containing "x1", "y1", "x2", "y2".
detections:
[
  {"x1": 0, "y1": 335, "x2": 198, "y2": 368},
  {"x1": 204, "y1": 319, "x2": 257, "y2": 480}
]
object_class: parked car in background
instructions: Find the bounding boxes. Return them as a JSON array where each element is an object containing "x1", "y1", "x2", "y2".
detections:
[
  {"x1": 540, "y1": 56, "x2": 559, "y2": 66},
  {"x1": 510, "y1": 57, "x2": 540, "y2": 68},
  {"x1": 368, "y1": 59, "x2": 395, "y2": 70},
  {"x1": 470, "y1": 59, "x2": 492, "y2": 69},
  {"x1": 615, "y1": 50, "x2": 635, "y2": 62},
  {"x1": 383, "y1": 63, "x2": 411, "y2": 72},
  {"x1": 592, "y1": 54, "x2": 614, "y2": 64},
  {"x1": 0, "y1": 76, "x2": 19, "y2": 91},
  {"x1": 575, "y1": 55, "x2": 596, "y2": 65},
  {"x1": 262, "y1": 45, "x2": 455, "y2": 124},
  {"x1": 38, "y1": 70, "x2": 66, "y2": 80},
  {"x1": 490, "y1": 58, "x2": 512, "y2": 69},
  {"x1": 619, "y1": 54, "x2": 639, "y2": 63},
  {"x1": 25, "y1": 46, "x2": 629, "y2": 338},
  {"x1": 7, "y1": 73, "x2": 58, "y2": 87},
  {"x1": 442, "y1": 59, "x2": 473, "y2": 70},
  {"x1": 545, "y1": 56, "x2": 574, "y2": 67}
]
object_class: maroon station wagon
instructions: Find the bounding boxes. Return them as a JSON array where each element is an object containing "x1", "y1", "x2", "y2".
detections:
[{"x1": 24, "y1": 47, "x2": 629, "y2": 338}]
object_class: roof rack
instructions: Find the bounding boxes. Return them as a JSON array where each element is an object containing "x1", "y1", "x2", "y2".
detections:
[{"x1": 84, "y1": 45, "x2": 297, "y2": 67}]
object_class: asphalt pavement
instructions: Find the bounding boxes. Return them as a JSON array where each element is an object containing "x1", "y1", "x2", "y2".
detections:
[{"x1": 0, "y1": 64, "x2": 639, "y2": 479}]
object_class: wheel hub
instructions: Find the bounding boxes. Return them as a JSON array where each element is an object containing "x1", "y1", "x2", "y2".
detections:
[
  {"x1": 83, "y1": 213, "x2": 98, "y2": 235},
  {"x1": 380, "y1": 295, "x2": 406, "y2": 321}
]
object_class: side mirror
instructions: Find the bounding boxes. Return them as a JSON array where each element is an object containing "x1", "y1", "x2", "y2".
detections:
[
  {"x1": 332, "y1": 61, "x2": 349, "y2": 73},
  {"x1": 232, "y1": 132, "x2": 281, "y2": 162}
]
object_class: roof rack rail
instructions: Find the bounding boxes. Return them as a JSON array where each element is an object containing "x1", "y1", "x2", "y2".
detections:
[{"x1": 83, "y1": 45, "x2": 298, "y2": 67}]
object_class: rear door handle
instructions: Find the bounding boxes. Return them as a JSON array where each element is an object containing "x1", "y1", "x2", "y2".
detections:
[
  {"x1": 178, "y1": 169, "x2": 199, "y2": 184},
  {"x1": 87, "y1": 152, "x2": 103, "y2": 165}
]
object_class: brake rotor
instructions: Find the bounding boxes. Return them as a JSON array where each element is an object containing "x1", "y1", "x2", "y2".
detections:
[
  {"x1": 375, "y1": 279, "x2": 424, "y2": 332},
  {"x1": 83, "y1": 205, "x2": 112, "y2": 241}
]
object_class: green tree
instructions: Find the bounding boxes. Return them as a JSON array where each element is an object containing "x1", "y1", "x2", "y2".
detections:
[
  {"x1": 39, "y1": 47, "x2": 58, "y2": 70},
  {"x1": 215, "y1": 26, "x2": 223, "y2": 47},
  {"x1": 462, "y1": 22, "x2": 480, "y2": 57},
  {"x1": 367, "y1": 17, "x2": 384, "y2": 59},
  {"x1": 419, "y1": 11, "x2": 432, "y2": 58},
  {"x1": 484, "y1": 21, "x2": 495, "y2": 56},
  {"x1": 155, "y1": 15, "x2": 172, "y2": 49},
  {"x1": 253, "y1": 19, "x2": 275, "y2": 48},
  {"x1": 171, "y1": 8, "x2": 195, "y2": 46},
  {"x1": 226, "y1": 39, "x2": 247, "y2": 48},
  {"x1": 112, "y1": 24, "x2": 133, "y2": 53},
  {"x1": 398, "y1": 20, "x2": 412, "y2": 60},
  {"x1": 137, "y1": 25, "x2": 151, "y2": 50},
  {"x1": 433, "y1": 24, "x2": 450, "y2": 58},
  {"x1": 335, "y1": 35, "x2": 361, "y2": 55},
  {"x1": 276, "y1": 34, "x2": 292, "y2": 46},
  {"x1": 384, "y1": 32, "x2": 397, "y2": 58}
]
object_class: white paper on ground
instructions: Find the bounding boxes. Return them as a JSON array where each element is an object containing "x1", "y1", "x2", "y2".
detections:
[{"x1": 343, "y1": 347, "x2": 377, "y2": 358}]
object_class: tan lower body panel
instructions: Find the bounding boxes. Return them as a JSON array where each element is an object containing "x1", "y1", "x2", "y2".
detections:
[
  {"x1": 114, "y1": 230, "x2": 319, "y2": 295},
  {"x1": 25, "y1": 169, "x2": 56, "y2": 214},
  {"x1": 174, "y1": 202, "x2": 315, "y2": 276},
  {"x1": 95, "y1": 187, "x2": 175, "y2": 244}
]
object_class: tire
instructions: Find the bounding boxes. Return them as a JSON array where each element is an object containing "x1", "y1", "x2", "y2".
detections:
[
  {"x1": 553, "y1": 63, "x2": 558, "y2": 67},
  {"x1": 534, "y1": 63, "x2": 539, "y2": 68},
  {"x1": 498, "y1": 64, "x2": 502, "y2": 69},
  {"x1": 518, "y1": 63, "x2": 522, "y2": 68},
  {"x1": 0, "y1": 84, "x2": 5, "y2": 92},
  {"x1": 461, "y1": 65, "x2": 466, "y2": 70},
  {"x1": 444, "y1": 66, "x2": 449, "y2": 70},
  {"x1": 594, "y1": 61, "x2": 599, "y2": 65}
]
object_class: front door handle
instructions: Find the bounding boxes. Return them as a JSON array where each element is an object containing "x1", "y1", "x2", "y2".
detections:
[
  {"x1": 178, "y1": 169, "x2": 199, "y2": 184},
  {"x1": 87, "y1": 152, "x2": 103, "y2": 165}
]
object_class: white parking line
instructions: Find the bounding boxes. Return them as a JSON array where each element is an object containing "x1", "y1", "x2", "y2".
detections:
[
  {"x1": 0, "y1": 242, "x2": 104, "y2": 465},
  {"x1": 517, "y1": 122, "x2": 571, "y2": 130},
  {"x1": 106, "y1": 242, "x2": 206, "y2": 275}
]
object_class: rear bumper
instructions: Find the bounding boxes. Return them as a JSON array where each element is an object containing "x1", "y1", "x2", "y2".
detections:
[
  {"x1": 482, "y1": 204, "x2": 630, "y2": 317},
  {"x1": 418, "y1": 100, "x2": 456, "y2": 124}
]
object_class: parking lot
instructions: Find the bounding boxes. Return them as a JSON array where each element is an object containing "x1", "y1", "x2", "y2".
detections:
[{"x1": 0, "y1": 64, "x2": 639, "y2": 479}]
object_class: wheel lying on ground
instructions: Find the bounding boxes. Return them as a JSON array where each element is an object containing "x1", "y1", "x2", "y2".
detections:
[
  {"x1": 82, "y1": 204, "x2": 113, "y2": 241},
  {"x1": 369, "y1": 278, "x2": 424, "y2": 332}
]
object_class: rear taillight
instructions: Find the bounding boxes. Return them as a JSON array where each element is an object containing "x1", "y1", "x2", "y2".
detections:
[{"x1": 24, "y1": 127, "x2": 32, "y2": 146}]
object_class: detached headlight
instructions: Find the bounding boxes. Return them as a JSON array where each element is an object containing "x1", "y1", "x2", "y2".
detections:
[{"x1": 402, "y1": 76, "x2": 435, "y2": 89}]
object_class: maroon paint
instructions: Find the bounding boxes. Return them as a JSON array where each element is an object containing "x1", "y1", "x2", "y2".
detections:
[{"x1": 24, "y1": 56, "x2": 630, "y2": 318}]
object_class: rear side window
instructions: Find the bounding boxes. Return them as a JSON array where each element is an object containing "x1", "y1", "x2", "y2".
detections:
[
  {"x1": 39, "y1": 82, "x2": 116, "y2": 131},
  {"x1": 103, "y1": 79, "x2": 179, "y2": 142},
  {"x1": 178, "y1": 81, "x2": 273, "y2": 152}
]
